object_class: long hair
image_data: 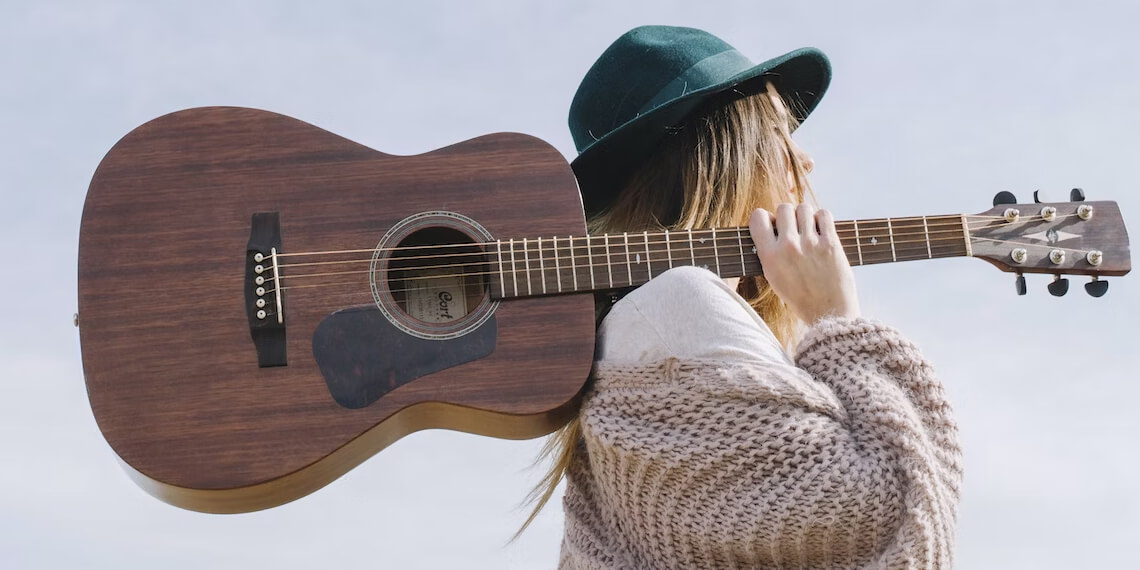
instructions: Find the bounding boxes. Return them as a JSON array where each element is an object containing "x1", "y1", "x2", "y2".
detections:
[{"x1": 516, "y1": 82, "x2": 816, "y2": 537}]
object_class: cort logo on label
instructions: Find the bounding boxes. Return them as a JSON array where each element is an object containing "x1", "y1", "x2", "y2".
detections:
[{"x1": 438, "y1": 291, "x2": 454, "y2": 320}]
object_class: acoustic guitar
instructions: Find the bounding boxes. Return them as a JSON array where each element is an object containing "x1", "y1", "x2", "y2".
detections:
[{"x1": 77, "y1": 107, "x2": 1131, "y2": 513}]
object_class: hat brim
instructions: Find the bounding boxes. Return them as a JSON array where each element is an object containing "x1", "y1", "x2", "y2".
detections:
[{"x1": 571, "y1": 47, "x2": 830, "y2": 217}]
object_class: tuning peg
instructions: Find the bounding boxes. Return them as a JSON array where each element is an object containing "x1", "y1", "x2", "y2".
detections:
[
  {"x1": 1015, "y1": 273, "x2": 1027, "y2": 295},
  {"x1": 1085, "y1": 276, "x2": 1109, "y2": 297},
  {"x1": 1047, "y1": 275, "x2": 1069, "y2": 297},
  {"x1": 1033, "y1": 190, "x2": 1045, "y2": 204},
  {"x1": 993, "y1": 191, "x2": 1018, "y2": 206},
  {"x1": 1070, "y1": 187, "x2": 1085, "y2": 202}
]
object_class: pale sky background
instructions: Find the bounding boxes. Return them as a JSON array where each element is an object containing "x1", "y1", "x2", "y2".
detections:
[{"x1": 2, "y1": 1, "x2": 1138, "y2": 568}]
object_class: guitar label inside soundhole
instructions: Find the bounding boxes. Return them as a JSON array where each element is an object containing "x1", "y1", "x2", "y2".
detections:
[{"x1": 404, "y1": 270, "x2": 468, "y2": 324}]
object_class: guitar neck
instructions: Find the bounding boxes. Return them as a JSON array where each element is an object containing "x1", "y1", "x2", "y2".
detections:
[{"x1": 490, "y1": 213, "x2": 969, "y2": 299}]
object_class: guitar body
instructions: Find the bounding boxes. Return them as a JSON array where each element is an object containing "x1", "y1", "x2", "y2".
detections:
[{"x1": 78, "y1": 107, "x2": 595, "y2": 513}]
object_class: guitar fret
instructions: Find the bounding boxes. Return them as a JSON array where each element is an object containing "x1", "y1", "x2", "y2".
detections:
[
  {"x1": 665, "y1": 229, "x2": 673, "y2": 269},
  {"x1": 553, "y1": 237, "x2": 562, "y2": 293},
  {"x1": 537, "y1": 237, "x2": 546, "y2": 294},
  {"x1": 523, "y1": 238, "x2": 532, "y2": 296},
  {"x1": 922, "y1": 216, "x2": 932, "y2": 259},
  {"x1": 736, "y1": 229, "x2": 746, "y2": 275},
  {"x1": 604, "y1": 234, "x2": 613, "y2": 288},
  {"x1": 853, "y1": 221, "x2": 864, "y2": 266},
  {"x1": 570, "y1": 236, "x2": 579, "y2": 292},
  {"x1": 960, "y1": 214, "x2": 973, "y2": 257},
  {"x1": 509, "y1": 238, "x2": 518, "y2": 297},
  {"x1": 887, "y1": 217, "x2": 897, "y2": 262},
  {"x1": 496, "y1": 241, "x2": 506, "y2": 298},
  {"x1": 643, "y1": 230, "x2": 653, "y2": 279},
  {"x1": 623, "y1": 232, "x2": 632, "y2": 287},
  {"x1": 687, "y1": 229, "x2": 696, "y2": 265},
  {"x1": 711, "y1": 228, "x2": 720, "y2": 275},
  {"x1": 587, "y1": 236, "x2": 595, "y2": 290}
]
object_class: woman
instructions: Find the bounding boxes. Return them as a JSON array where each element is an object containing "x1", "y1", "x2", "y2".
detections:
[{"x1": 527, "y1": 26, "x2": 962, "y2": 569}]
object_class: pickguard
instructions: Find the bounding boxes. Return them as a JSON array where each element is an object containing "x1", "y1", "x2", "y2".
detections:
[{"x1": 312, "y1": 305, "x2": 497, "y2": 409}]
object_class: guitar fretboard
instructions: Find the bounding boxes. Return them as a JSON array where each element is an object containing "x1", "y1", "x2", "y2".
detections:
[{"x1": 489, "y1": 215, "x2": 970, "y2": 299}]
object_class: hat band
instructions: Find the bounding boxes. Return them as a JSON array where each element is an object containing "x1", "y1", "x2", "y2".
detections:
[{"x1": 635, "y1": 49, "x2": 754, "y2": 116}]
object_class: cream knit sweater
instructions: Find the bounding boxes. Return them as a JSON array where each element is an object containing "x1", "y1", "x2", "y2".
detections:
[{"x1": 558, "y1": 315, "x2": 963, "y2": 569}]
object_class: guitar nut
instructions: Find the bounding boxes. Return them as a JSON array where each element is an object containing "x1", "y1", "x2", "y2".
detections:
[
  {"x1": 1049, "y1": 249, "x2": 1066, "y2": 264},
  {"x1": 1010, "y1": 248, "x2": 1028, "y2": 263},
  {"x1": 1087, "y1": 250, "x2": 1103, "y2": 266}
]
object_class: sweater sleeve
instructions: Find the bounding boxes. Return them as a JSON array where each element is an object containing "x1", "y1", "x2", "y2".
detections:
[
  {"x1": 793, "y1": 316, "x2": 963, "y2": 566},
  {"x1": 794, "y1": 316, "x2": 963, "y2": 503},
  {"x1": 561, "y1": 317, "x2": 962, "y2": 570}
]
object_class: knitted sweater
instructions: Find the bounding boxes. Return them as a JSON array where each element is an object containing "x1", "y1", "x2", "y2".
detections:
[{"x1": 559, "y1": 316, "x2": 963, "y2": 569}]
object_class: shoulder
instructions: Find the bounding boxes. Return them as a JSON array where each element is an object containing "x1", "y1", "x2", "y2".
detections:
[{"x1": 597, "y1": 266, "x2": 791, "y2": 365}]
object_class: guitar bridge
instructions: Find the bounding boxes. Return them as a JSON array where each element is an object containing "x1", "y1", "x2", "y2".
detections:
[{"x1": 245, "y1": 212, "x2": 287, "y2": 367}]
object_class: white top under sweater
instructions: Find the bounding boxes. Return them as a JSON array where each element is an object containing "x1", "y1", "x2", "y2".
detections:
[{"x1": 559, "y1": 266, "x2": 963, "y2": 569}]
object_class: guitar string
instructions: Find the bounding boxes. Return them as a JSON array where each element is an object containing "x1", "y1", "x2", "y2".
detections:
[
  {"x1": 967, "y1": 236, "x2": 1099, "y2": 257},
  {"x1": 268, "y1": 244, "x2": 962, "y2": 293},
  {"x1": 256, "y1": 213, "x2": 1073, "y2": 271},
  {"x1": 250, "y1": 212, "x2": 1088, "y2": 292},
  {"x1": 260, "y1": 215, "x2": 1085, "y2": 288},
  {"x1": 263, "y1": 219, "x2": 967, "y2": 260},
  {"x1": 263, "y1": 231, "x2": 1101, "y2": 297},
  {"x1": 265, "y1": 238, "x2": 976, "y2": 294},
  {"x1": 271, "y1": 224, "x2": 974, "y2": 271},
  {"x1": 263, "y1": 214, "x2": 1013, "y2": 259},
  {"x1": 267, "y1": 209, "x2": 1032, "y2": 265},
  {"x1": 261, "y1": 215, "x2": 1069, "y2": 286},
  {"x1": 264, "y1": 232, "x2": 975, "y2": 284},
  {"x1": 297, "y1": 217, "x2": 980, "y2": 269}
]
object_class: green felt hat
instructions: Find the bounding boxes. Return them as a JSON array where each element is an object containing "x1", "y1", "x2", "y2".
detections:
[{"x1": 570, "y1": 25, "x2": 831, "y2": 216}]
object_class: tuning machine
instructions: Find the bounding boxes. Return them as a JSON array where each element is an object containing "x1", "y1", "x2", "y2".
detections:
[
  {"x1": 992, "y1": 191, "x2": 1018, "y2": 206},
  {"x1": 1047, "y1": 275, "x2": 1069, "y2": 297},
  {"x1": 1085, "y1": 276, "x2": 1109, "y2": 297},
  {"x1": 1015, "y1": 273, "x2": 1027, "y2": 296}
]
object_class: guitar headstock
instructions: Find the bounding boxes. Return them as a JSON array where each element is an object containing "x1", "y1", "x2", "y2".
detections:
[{"x1": 969, "y1": 190, "x2": 1130, "y2": 296}]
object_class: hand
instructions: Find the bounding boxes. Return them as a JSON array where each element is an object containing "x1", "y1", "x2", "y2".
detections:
[{"x1": 748, "y1": 203, "x2": 861, "y2": 324}]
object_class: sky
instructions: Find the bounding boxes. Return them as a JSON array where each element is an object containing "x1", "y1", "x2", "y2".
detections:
[{"x1": 2, "y1": 1, "x2": 1138, "y2": 568}]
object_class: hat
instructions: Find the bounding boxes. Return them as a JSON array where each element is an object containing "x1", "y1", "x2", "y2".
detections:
[{"x1": 569, "y1": 26, "x2": 831, "y2": 216}]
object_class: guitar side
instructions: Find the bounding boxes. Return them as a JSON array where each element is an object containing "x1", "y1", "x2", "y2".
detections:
[{"x1": 77, "y1": 107, "x2": 595, "y2": 513}]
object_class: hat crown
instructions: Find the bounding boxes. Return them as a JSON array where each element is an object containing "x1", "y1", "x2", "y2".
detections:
[
  {"x1": 567, "y1": 26, "x2": 830, "y2": 217},
  {"x1": 569, "y1": 26, "x2": 748, "y2": 153}
]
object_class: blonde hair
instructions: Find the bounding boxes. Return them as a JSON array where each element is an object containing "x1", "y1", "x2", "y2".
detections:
[{"x1": 516, "y1": 82, "x2": 815, "y2": 537}]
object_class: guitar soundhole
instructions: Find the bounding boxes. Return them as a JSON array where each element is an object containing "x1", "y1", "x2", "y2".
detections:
[{"x1": 370, "y1": 212, "x2": 499, "y2": 340}]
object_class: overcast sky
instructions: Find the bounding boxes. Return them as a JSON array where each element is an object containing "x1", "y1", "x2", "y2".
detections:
[{"x1": 2, "y1": 1, "x2": 1138, "y2": 568}]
